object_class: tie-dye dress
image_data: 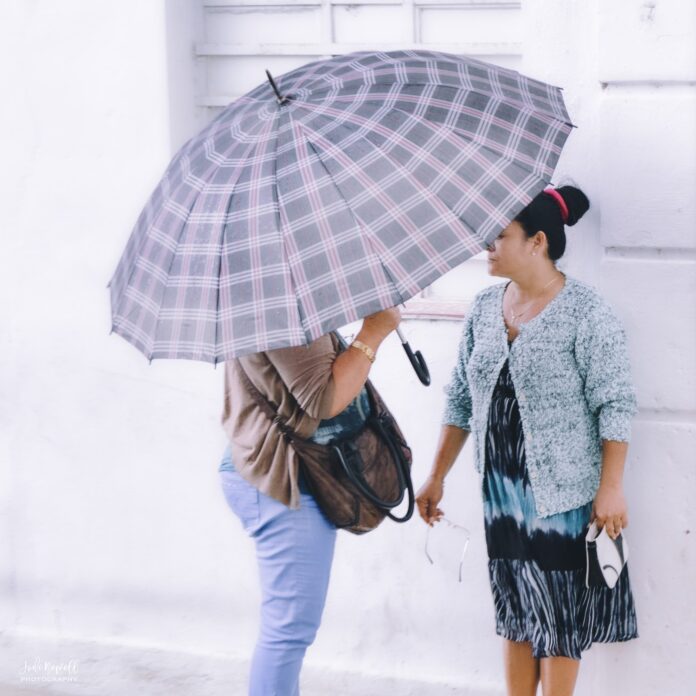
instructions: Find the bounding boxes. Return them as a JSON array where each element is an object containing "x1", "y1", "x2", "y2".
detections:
[{"x1": 483, "y1": 354, "x2": 638, "y2": 659}]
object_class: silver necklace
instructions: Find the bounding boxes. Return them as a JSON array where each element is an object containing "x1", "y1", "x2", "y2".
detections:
[{"x1": 507, "y1": 274, "x2": 562, "y2": 326}]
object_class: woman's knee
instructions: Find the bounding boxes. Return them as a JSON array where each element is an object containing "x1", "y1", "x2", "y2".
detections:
[{"x1": 258, "y1": 614, "x2": 322, "y2": 650}]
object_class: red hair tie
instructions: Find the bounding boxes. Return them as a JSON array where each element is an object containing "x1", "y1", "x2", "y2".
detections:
[{"x1": 543, "y1": 188, "x2": 569, "y2": 224}]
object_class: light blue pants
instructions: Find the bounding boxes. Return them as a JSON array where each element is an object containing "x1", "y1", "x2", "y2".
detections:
[{"x1": 219, "y1": 451, "x2": 336, "y2": 696}]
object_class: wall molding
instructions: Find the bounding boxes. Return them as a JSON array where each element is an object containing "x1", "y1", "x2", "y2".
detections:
[
  {"x1": 204, "y1": 0, "x2": 520, "y2": 7},
  {"x1": 600, "y1": 80, "x2": 696, "y2": 90},
  {"x1": 401, "y1": 298, "x2": 471, "y2": 320},
  {"x1": 604, "y1": 247, "x2": 696, "y2": 261},
  {"x1": 195, "y1": 41, "x2": 522, "y2": 57}
]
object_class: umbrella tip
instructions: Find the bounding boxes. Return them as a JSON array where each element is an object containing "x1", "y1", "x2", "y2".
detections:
[{"x1": 265, "y1": 69, "x2": 289, "y2": 105}]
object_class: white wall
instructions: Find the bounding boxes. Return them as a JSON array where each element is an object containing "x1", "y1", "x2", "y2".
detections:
[{"x1": 1, "y1": 1, "x2": 695, "y2": 695}]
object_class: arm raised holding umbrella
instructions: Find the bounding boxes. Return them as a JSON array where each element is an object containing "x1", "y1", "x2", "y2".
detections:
[{"x1": 329, "y1": 306, "x2": 402, "y2": 413}]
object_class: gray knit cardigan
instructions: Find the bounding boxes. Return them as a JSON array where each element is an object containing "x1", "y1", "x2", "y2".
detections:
[{"x1": 442, "y1": 275, "x2": 638, "y2": 517}]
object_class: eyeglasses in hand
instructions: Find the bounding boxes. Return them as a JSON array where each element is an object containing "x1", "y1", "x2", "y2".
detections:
[{"x1": 424, "y1": 517, "x2": 471, "y2": 583}]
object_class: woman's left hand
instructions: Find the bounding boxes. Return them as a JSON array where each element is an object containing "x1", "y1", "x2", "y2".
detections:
[{"x1": 591, "y1": 484, "x2": 628, "y2": 540}]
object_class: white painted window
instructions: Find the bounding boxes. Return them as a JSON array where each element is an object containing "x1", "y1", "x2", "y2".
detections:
[{"x1": 195, "y1": 0, "x2": 524, "y2": 318}]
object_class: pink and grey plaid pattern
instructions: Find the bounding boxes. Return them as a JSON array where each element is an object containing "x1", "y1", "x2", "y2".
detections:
[{"x1": 109, "y1": 50, "x2": 574, "y2": 363}]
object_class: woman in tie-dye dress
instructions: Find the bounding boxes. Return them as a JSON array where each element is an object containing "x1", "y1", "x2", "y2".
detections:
[{"x1": 416, "y1": 186, "x2": 638, "y2": 696}]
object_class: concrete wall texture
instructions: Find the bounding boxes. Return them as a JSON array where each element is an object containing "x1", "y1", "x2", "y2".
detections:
[{"x1": 1, "y1": 1, "x2": 694, "y2": 695}]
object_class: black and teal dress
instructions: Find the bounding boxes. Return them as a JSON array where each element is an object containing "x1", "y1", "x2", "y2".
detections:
[{"x1": 483, "y1": 351, "x2": 638, "y2": 659}]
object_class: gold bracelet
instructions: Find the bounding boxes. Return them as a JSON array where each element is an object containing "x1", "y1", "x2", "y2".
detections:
[{"x1": 350, "y1": 339, "x2": 376, "y2": 364}]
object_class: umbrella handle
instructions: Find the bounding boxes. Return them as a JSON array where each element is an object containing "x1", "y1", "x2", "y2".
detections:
[{"x1": 396, "y1": 327, "x2": 431, "y2": 386}]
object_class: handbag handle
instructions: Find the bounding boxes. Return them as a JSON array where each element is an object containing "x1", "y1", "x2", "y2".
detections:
[
  {"x1": 332, "y1": 412, "x2": 415, "y2": 521},
  {"x1": 379, "y1": 417, "x2": 415, "y2": 522}
]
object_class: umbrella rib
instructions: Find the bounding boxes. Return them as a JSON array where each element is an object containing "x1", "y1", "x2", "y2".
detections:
[
  {"x1": 296, "y1": 121, "x2": 481, "y2": 297},
  {"x1": 286, "y1": 50, "x2": 528, "y2": 97},
  {"x1": 296, "y1": 106, "x2": 521, "y2": 238},
  {"x1": 111, "y1": 113, "x2": 270, "y2": 324},
  {"x1": 364, "y1": 114, "x2": 552, "y2": 245},
  {"x1": 183, "y1": 94, "x2": 265, "y2": 155},
  {"x1": 110, "y1": 166, "x2": 203, "y2": 354},
  {"x1": 299, "y1": 105, "x2": 557, "y2": 276},
  {"x1": 292, "y1": 98, "x2": 567, "y2": 193},
  {"x1": 212, "y1": 195, "x2": 228, "y2": 366},
  {"x1": 269, "y1": 110, "x2": 315, "y2": 345},
  {"x1": 297, "y1": 95, "x2": 570, "y2": 175},
  {"x1": 147, "y1": 128, "x2": 269, "y2": 361},
  {"x1": 280, "y1": 115, "x2": 407, "y2": 332},
  {"x1": 397, "y1": 101, "x2": 571, "y2": 178},
  {"x1": 384, "y1": 103, "x2": 565, "y2": 185},
  {"x1": 304, "y1": 81, "x2": 574, "y2": 128},
  {"x1": 302, "y1": 80, "x2": 569, "y2": 127},
  {"x1": 295, "y1": 124, "x2": 413, "y2": 302},
  {"x1": 217, "y1": 113, "x2": 291, "y2": 359},
  {"x1": 277, "y1": 118, "x2": 361, "y2": 338}
]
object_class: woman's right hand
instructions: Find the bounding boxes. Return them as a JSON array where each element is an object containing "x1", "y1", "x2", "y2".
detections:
[
  {"x1": 416, "y1": 475, "x2": 445, "y2": 526},
  {"x1": 360, "y1": 306, "x2": 401, "y2": 342}
]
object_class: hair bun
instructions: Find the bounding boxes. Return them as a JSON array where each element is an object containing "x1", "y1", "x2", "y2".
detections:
[{"x1": 557, "y1": 185, "x2": 590, "y2": 227}]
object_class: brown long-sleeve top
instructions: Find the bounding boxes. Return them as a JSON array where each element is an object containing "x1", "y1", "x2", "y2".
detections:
[{"x1": 221, "y1": 333, "x2": 338, "y2": 509}]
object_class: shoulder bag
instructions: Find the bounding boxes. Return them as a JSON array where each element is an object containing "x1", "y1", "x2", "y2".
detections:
[{"x1": 236, "y1": 334, "x2": 415, "y2": 534}]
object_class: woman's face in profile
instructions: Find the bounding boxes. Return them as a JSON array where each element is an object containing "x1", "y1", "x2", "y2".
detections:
[{"x1": 486, "y1": 221, "x2": 532, "y2": 277}]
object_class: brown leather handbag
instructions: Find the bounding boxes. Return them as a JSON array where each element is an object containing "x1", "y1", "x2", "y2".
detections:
[{"x1": 236, "y1": 335, "x2": 414, "y2": 534}]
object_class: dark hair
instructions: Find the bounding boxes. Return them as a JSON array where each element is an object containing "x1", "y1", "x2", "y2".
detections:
[{"x1": 514, "y1": 185, "x2": 590, "y2": 261}]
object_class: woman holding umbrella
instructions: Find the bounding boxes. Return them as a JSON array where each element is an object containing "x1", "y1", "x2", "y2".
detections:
[
  {"x1": 416, "y1": 186, "x2": 638, "y2": 696},
  {"x1": 219, "y1": 307, "x2": 400, "y2": 696}
]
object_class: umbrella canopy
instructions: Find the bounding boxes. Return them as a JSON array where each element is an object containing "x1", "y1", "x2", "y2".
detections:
[{"x1": 109, "y1": 49, "x2": 574, "y2": 363}]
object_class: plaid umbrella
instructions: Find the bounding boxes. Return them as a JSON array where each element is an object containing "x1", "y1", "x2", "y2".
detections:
[{"x1": 109, "y1": 49, "x2": 574, "y2": 364}]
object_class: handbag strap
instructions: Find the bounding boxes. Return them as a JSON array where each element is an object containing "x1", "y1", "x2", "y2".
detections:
[{"x1": 235, "y1": 357, "x2": 298, "y2": 440}]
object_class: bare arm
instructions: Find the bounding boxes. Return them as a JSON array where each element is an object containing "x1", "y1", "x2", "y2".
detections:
[
  {"x1": 326, "y1": 307, "x2": 401, "y2": 418},
  {"x1": 430, "y1": 425, "x2": 470, "y2": 482},
  {"x1": 416, "y1": 425, "x2": 470, "y2": 525}
]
